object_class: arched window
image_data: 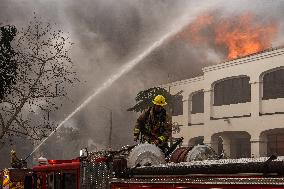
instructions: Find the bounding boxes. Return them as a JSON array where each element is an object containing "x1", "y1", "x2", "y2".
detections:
[
  {"x1": 191, "y1": 91, "x2": 204, "y2": 114},
  {"x1": 214, "y1": 76, "x2": 251, "y2": 106},
  {"x1": 172, "y1": 95, "x2": 183, "y2": 116},
  {"x1": 263, "y1": 69, "x2": 284, "y2": 100}
]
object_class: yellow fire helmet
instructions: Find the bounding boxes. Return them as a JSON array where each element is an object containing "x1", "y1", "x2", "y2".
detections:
[{"x1": 152, "y1": 95, "x2": 167, "y2": 106}]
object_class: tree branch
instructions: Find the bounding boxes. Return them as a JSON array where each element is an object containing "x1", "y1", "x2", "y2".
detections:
[
  {"x1": 7, "y1": 128, "x2": 41, "y2": 140},
  {"x1": 11, "y1": 86, "x2": 26, "y2": 98},
  {"x1": 1, "y1": 99, "x2": 18, "y2": 109},
  {"x1": 0, "y1": 112, "x2": 5, "y2": 125},
  {"x1": 13, "y1": 118, "x2": 28, "y2": 133},
  {"x1": 0, "y1": 113, "x2": 6, "y2": 138},
  {"x1": 7, "y1": 128, "x2": 28, "y2": 136},
  {"x1": 31, "y1": 94, "x2": 64, "y2": 99},
  {"x1": 29, "y1": 44, "x2": 64, "y2": 64}
]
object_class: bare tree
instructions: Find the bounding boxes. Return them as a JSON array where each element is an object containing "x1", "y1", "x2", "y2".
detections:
[
  {"x1": 0, "y1": 25, "x2": 18, "y2": 102},
  {"x1": 0, "y1": 17, "x2": 78, "y2": 149}
]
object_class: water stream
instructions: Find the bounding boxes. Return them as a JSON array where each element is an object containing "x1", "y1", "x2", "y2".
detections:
[{"x1": 27, "y1": 3, "x2": 214, "y2": 158}]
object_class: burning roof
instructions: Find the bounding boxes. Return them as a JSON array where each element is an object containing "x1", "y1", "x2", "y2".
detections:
[{"x1": 176, "y1": 12, "x2": 278, "y2": 61}]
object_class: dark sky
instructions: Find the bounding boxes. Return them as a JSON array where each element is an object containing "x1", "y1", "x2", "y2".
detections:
[{"x1": 1, "y1": 0, "x2": 284, "y2": 159}]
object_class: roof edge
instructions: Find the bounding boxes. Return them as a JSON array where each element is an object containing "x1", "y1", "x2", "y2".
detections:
[
  {"x1": 203, "y1": 46, "x2": 284, "y2": 73},
  {"x1": 159, "y1": 75, "x2": 204, "y2": 88}
]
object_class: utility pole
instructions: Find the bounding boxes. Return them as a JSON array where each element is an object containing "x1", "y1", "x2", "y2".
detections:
[
  {"x1": 108, "y1": 110, "x2": 112, "y2": 149},
  {"x1": 168, "y1": 73, "x2": 173, "y2": 147},
  {"x1": 98, "y1": 106, "x2": 113, "y2": 150},
  {"x1": 168, "y1": 73, "x2": 171, "y2": 92}
]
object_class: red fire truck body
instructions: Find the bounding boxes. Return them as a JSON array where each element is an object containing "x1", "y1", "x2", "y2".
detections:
[
  {"x1": 27, "y1": 156, "x2": 284, "y2": 189},
  {"x1": 30, "y1": 159, "x2": 80, "y2": 189},
  {"x1": 26, "y1": 145, "x2": 284, "y2": 189}
]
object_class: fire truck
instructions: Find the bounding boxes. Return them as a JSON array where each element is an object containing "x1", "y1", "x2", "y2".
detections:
[{"x1": 23, "y1": 141, "x2": 284, "y2": 189}]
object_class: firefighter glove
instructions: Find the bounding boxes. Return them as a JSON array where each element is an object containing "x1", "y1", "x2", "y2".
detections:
[
  {"x1": 134, "y1": 128, "x2": 140, "y2": 135},
  {"x1": 158, "y1": 135, "x2": 166, "y2": 142}
]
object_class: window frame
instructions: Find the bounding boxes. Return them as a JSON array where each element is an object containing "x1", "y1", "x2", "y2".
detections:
[
  {"x1": 262, "y1": 68, "x2": 284, "y2": 100},
  {"x1": 172, "y1": 95, "x2": 183, "y2": 116},
  {"x1": 213, "y1": 76, "x2": 251, "y2": 106},
  {"x1": 191, "y1": 90, "x2": 204, "y2": 114}
]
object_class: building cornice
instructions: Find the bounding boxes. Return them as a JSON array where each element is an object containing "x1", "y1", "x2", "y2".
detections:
[
  {"x1": 202, "y1": 46, "x2": 284, "y2": 73},
  {"x1": 159, "y1": 46, "x2": 284, "y2": 88},
  {"x1": 161, "y1": 75, "x2": 204, "y2": 88}
]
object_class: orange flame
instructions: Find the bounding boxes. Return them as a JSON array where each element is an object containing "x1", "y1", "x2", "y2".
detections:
[
  {"x1": 177, "y1": 12, "x2": 278, "y2": 60},
  {"x1": 215, "y1": 13, "x2": 277, "y2": 59}
]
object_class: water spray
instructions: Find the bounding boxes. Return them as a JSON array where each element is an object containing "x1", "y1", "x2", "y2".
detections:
[{"x1": 26, "y1": 3, "x2": 215, "y2": 159}]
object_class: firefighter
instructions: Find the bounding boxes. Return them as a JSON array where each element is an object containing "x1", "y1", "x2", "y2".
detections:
[
  {"x1": 10, "y1": 149, "x2": 20, "y2": 168},
  {"x1": 133, "y1": 95, "x2": 172, "y2": 152},
  {"x1": 10, "y1": 149, "x2": 26, "y2": 168},
  {"x1": 2, "y1": 169, "x2": 10, "y2": 189}
]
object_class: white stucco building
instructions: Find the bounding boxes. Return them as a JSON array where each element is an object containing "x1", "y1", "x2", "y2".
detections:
[{"x1": 166, "y1": 47, "x2": 284, "y2": 158}]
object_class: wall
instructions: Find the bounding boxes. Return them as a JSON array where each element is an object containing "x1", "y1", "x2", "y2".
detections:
[{"x1": 168, "y1": 47, "x2": 284, "y2": 157}]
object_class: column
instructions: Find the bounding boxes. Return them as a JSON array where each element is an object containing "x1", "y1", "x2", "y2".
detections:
[
  {"x1": 182, "y1": 95, "x2": 189, "y2": 126},
  {"x1": 203, "y1": 88, "x2": 213, "y2": 123},
  {"x1": 250, "y1": 137, "x2": 267, "y2": 158},
  {"x1": 221, "y1": 135, "x2": 231, "y2": 158},
  {"x1": 250, "y1": 138, "x2": 260, "y2": 158},
  {"x1": 203, "y1": 135, "x2": 212, "y2": 147},
  {"x1": 250, "y1": 80, "x2": 262, "y2": 118}
]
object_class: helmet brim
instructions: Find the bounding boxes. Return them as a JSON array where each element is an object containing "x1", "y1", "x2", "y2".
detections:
[{"x1": 152, "y1": 100, "x2": 167, "y2": 106}]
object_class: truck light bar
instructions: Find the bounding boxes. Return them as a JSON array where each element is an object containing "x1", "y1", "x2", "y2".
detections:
[{"x1": 47, "y1": 159, "x2": 79, "y2": 165}]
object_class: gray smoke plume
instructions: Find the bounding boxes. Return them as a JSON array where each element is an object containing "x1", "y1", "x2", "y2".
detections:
[{"x1": 1, "y1": 0, "x2": 284, "y2": 164}]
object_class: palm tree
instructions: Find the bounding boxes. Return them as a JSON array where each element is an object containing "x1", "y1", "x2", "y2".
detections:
[{"x1": 127, "y1": 87, "x2": 183, "y2": 113}]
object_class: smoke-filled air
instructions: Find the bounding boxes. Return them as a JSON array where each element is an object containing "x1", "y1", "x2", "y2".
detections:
[{"x1": 0, "y1": 0, "x2": 284, "y2": 168}]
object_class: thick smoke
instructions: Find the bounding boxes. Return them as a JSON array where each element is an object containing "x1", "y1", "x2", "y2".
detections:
[{"x1": 1, "y1": 0, "x2": 284, "y2": 165}]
